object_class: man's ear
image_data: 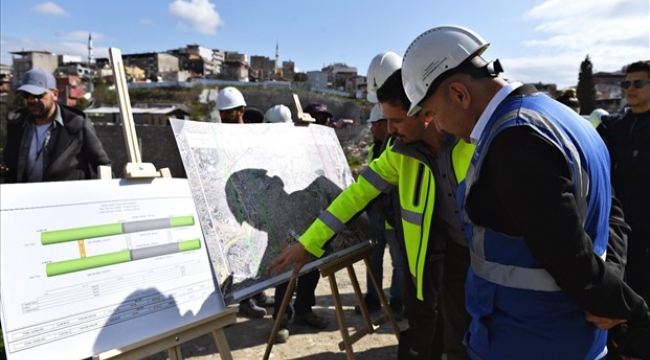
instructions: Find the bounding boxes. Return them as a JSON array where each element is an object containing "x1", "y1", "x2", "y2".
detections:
[{"x1": 448, "y1": 81, "x2": 471, "y2": 108}]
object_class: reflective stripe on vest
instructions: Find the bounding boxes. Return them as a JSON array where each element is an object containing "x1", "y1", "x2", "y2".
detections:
[
  {"x1": 360, "y1": 166, "x2": 394, "y2": 193},
  {"x1": 318, "y1": 210, "x2": 346, "y2": 233},
  {"x1": 468, "y1": 107, "x2": 601, "y2": 291}
]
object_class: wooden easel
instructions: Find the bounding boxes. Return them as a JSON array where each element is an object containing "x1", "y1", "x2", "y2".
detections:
[
  {"x1": 263, "y1": 94, "x2": 400, "y2": 359},
  {"x1": 93, "y1": 47, "x2": 236, "y2": 360},
  {"x1": 263, "y1": 243, "x2": 400, "y2": 360}
]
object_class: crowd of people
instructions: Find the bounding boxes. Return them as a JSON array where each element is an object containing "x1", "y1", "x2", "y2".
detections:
[
  {"x1": 268, "y1": 26, "x2": 650, "y2": 360},
  {"x1": 1, "y1": 24, "x2": 649, "y2": 360}
]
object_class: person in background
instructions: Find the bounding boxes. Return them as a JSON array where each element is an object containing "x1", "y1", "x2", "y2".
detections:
[
  {"x1": 243, "y1": 107, "x2": 265, "y2": 124},
  {"x1": 263, "y1": 104, "x2": 293, "y2": 123},
  {"x1": 355, "y1": 104, "x2": 405, "y2": 321},
  {"x1": 2, "y1": 68, "x2": 111, "y2": 183},
  {"x1": 303, "y1": 102, "x2": 333, "y2": 126},
  {"x1": 597, "y1": 60, "x2": 650, "y2": 359},
  {"x1": 215, "y1": 87, "x2": 247, "y2": 124},
  {"x1": 556, "y1": 87, "x2": 581, "y2": 114},
  {"x1": 214, "y1": 86, "x2": 275, "y2": 317},
  {"x1": 401, "y1": 25, "x2": 649, "y2": 360}
]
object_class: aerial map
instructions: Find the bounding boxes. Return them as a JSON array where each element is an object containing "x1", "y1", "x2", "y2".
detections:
[{"x1": 170, "y1": 120, "x2": 371, "y2": 303}]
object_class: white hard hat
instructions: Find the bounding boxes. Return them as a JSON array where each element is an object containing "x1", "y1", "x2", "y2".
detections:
[
  {"x1": 215, "y1": 87, "x2": 246, "y2": 111},
  {"x1": 366, "y1": 51, "x2": 402, "y2": 103},
  {"x1": 366, "y1": 104, "x2": 385, "y2": 123},
  {"x1": 402, "y1": 25, "x2": 490, "y2": 116},
  {"x1": 589, "y1": 108, "x2": 609, "y2": 127},
  {"x1": 264, "y1": 104, "x2": 293, "y2": 123}
]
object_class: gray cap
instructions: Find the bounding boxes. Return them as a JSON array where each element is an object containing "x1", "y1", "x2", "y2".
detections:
[{"x1": 17, "y1": 68, "x2": 56, "y2": 95}]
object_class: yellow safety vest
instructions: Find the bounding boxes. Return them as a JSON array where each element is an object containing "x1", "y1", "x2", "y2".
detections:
[{"x1": 299, "y1": 138, "x2": 474, "y2": 300}]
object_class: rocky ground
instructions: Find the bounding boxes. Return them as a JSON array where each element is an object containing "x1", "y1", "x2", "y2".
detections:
[{"x1": 143, "y1": 250, "x2": 409, "y2": 360}]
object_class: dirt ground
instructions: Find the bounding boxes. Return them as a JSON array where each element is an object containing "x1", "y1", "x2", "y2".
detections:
[{"x1": 143, "y1": 250, "x2": 409, "y2": 360}]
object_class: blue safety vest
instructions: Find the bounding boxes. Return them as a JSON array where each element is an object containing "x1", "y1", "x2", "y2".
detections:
[{"x1": 459, "y1": 93, "x2": 611, "y2": 360}]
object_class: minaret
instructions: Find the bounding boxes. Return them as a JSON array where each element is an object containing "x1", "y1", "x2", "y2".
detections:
[
  {"x1": 275, "y1": 41, "x2": 279, "y2": 75},
  {"x1": 88, "y1": 33, "x2": 94, "y2": 65}
]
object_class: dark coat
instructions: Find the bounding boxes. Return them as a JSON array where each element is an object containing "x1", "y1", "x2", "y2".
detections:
[{"x1": 2, "y1": 103, "x2": 111, "y2": 183}]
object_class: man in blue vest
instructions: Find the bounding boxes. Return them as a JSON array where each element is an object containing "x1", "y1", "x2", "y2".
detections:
[{"x1": 401, "y1": 25, "x2": 650, "y2": 360}]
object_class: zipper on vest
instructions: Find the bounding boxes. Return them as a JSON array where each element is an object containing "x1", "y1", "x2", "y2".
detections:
[{"x1": 412, "y1": 163, "x2": 425, "y2": 207}]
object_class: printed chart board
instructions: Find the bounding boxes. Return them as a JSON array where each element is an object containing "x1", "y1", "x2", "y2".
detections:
[
  {"x1": 170, "y1": 120, "x2": 372, "y2": 303},
  {"x1": 0, "y1": 178, "x2": 225, "y2": 360}
]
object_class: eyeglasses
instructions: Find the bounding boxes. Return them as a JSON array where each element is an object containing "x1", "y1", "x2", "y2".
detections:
[
  {"x1": 19, "y1": 91, "x2": 49, "y2": 100},
  {"x1": 621, "y1": 79, "x2": 648, "y2": 89}
]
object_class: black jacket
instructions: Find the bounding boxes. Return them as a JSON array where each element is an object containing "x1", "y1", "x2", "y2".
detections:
[{"x1": 2, "y1": 103, "x2": 111, "y2": 183}]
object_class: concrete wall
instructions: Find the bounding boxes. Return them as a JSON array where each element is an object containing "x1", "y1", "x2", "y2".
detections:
[{"x1": 94, "y1": 125, "x2": 187, "y2": 178}]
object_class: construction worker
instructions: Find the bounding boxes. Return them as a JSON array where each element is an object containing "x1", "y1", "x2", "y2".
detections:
[
  {"x1": 359, "y1": 51, "x2": 405, "y2": 319},
  {"x1": 268, "y1": 68, "x2": 475, "y2": 359},
  {"x1": 400, "y1": 25, "x2": 650, "y2": 360},
  {"x1": 263, "y1": 104, "x2": 293, "y2": 123},
  {"x1": 215, "y1": 87, "x2": 246, "y2": 124},
  {"x1": 356, "y1": 104, "x2": 405, "y2": 320}
]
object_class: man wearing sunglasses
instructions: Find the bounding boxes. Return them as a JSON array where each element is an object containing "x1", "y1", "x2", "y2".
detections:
[
  {"x1": 598, "y1": 60, "x2": 650, "y2": 359},
  {"x1": 1, "y1": 68, "x2": 110, "y2": 183}
]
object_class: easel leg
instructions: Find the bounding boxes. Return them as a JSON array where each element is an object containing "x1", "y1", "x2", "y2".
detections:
[
  {"x1": 166, "y1": 345, "x2": 182, "y2": 360},
  {"x1": 347, "y1": 264, "x2": 375, "y2": 332},
  {"x1": 212, "y1": 328, "x2": 233, "y2": 360},
  {"x1": 364, "y1": 257, "x2": 400, "y2": 339},
  {"x1": 329, "y1": 272, "x2": 355, "y2": 360},
  {"x1": 262, "y1": 277, "x2": 296, "y2": 360}
]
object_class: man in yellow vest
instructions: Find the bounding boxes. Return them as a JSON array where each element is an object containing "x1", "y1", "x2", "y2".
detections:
[{"x1": 269, "y1": 69, "x2": 475, "y2": 359}]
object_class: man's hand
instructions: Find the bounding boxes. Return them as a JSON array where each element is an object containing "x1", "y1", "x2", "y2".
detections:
[
  {"x1": 267, "y1": 242, "x2": 310, "y2": 278},
  {"x1": 585, "y1": 311, "x2": 627, "y2": 330}
]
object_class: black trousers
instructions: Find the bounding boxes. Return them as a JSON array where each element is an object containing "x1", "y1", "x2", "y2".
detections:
[
  {"x1": 441, "y1": 241, "x2": 472, "y2": 360},
  {"x1": 273, "y1": 269, "x2": 320, "y2": 318},
  {"x1": 398, "y1": 253, "x2": 444, "y2": 360}
]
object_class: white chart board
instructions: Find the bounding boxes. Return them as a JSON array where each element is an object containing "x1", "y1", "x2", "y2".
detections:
[{"x1": 0, "y1": 178, "x2": 225, "y2": 360}]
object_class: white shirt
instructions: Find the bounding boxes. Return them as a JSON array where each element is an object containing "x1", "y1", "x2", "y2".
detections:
[{"x1": 470, "y1": 82, "x2": 523, "y2": 144}]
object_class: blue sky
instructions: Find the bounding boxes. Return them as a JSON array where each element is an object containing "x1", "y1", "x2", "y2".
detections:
[{"x1": 1, "y1": 0, "x2": 648, "y2": 89}]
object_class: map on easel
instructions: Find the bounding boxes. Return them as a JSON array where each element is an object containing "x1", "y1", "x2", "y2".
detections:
[
  {"x1": 170, "y1": 119, "x2": 372, "y2": 303},
  {"x1": 0, "y1": 178, "x2": 225, "y2": 360}
]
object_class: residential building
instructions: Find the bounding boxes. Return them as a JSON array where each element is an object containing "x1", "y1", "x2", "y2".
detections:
[
  {"x1": 221, "y1": 52, "x2": 249, "y2": 82},
  {"x1": 307, "y1": 71, "x2": 328, "y2": 90},
  {"x1": 250, "y1": 55, "x2": 276, "y2": 81},
  {"x1": 593, "y1": 71, "x2": 626, "y2": 112},
  {"x1": 10, "y1": 51, "x2": 58, "y2": 87},
  {"x1": 0, "y1": 63, "x2": 12, "y2": 95},
  {"x1": 56, "y1": 75, "x2": 85, "y2": 107},
  {"x1": 121, "y1": 52, "x2": 179, "y2": 80},
  {"x1": 171, "y1": 44, "x2": 223, "y2": 79},
  {"x1": 57, "y1": 54, "x2": 83, "y2": 65},
  {"x1": 56, "y1": 63, "x2": 97, "y2": 79},
  {"x1": 281, "y1": 60, "x2": 295, "y2": 81},
  {"x1": 322, "y1": 63, "x2": 357, "y2": 92}
]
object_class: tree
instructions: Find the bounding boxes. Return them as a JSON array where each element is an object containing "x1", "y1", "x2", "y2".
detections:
[
  {"x1": 92, "y1": 77, "x2": 117, "y2": 106},
  {"x1": 576, "y1": 55, "x2": 597, "y2": 115},
  {"x1": 75, "y1": 97, "x2": 91, "y2": 110}
]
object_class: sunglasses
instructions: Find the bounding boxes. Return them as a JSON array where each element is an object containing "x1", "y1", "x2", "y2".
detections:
[
  {"x1": 621, "y1": 79, "x2": 648, "y2": 89},
  {"x1": 19, "y1": 91, "x2": 49, "y2": 100}
]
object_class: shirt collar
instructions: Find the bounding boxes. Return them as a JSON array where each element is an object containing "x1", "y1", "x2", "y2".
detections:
[
  {"x1": 52, "y1": 103, "x2": 64, "y2": 126},
  {"x1": 470, "y1": 81, "x2": 523, "y2": 144}
]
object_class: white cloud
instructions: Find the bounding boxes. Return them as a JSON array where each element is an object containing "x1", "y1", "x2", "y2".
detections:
[
  {"x1": 32, "y1": 2, "x2": 70, "y2": 17},
  {"x1": 140, "y1": 18, "x2": 155, "y2": 26},
  {"x1": 501, "y1": 0, "x2": 649, "y2": 88},
  {"x1": 168, "y1": 0, "x2": 223, "y2": 35}
]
